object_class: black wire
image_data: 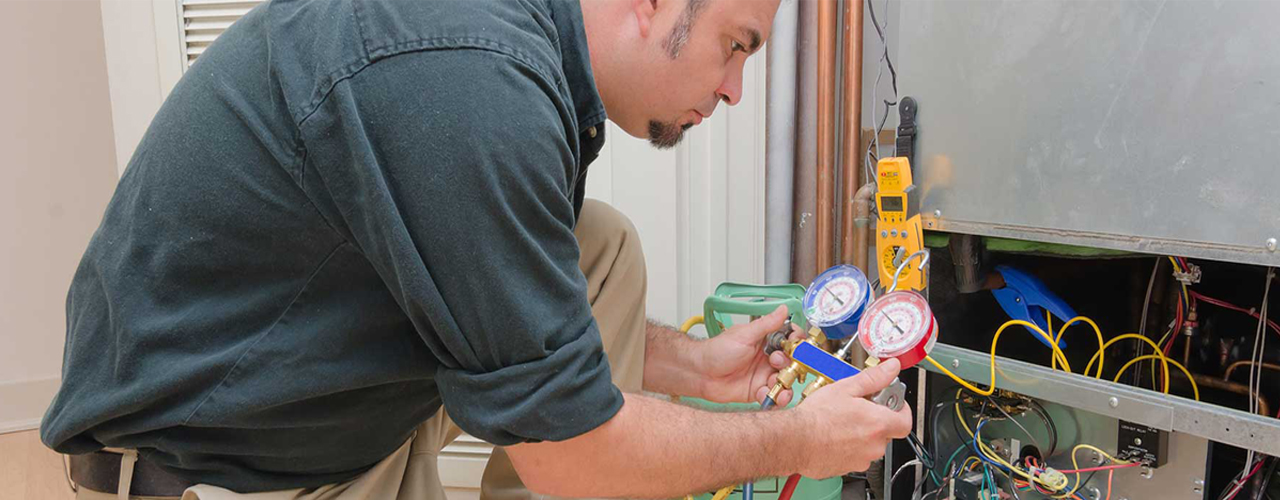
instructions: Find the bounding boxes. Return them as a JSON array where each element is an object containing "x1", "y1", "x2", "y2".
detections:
[
  {"x1": 1256, "y1": 457, "x2": 1279, "y2": 500},
  {"x1": 864, "y1": 0, "x2": 898, "y2": 95},
  {"x1": 1029, "y1": 400, "x2": 1060, "y2": 457},
  {"x1": 989, "y1": 463, "x2": 1024, "y2": 500}
]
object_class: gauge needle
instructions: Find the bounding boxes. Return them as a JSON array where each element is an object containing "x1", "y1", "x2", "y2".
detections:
[
  {"x1": 879, "y1": 309, "x2": 905, "y2": 335},
  {"x1": 825, "y1": 288, "x2": 846, "y2": 306}
]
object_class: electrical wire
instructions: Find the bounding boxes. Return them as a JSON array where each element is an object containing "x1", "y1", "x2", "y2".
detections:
[
  {"x1": 985, "y1": 395, "x2": 1046, "y2": 460},
  {"x1": 1245, "y1": 269, "x2": 1275, "y2": 480},
  {"x1": 889, "y1": 459, "x2": 925, "y2": 498},
  {"x1": 925, "y1": 319, "x2": 1073, "y2": 397},
  {"x1": 1083, "y1": 333, "x2": 1172, "y2": 392},
  {"x1": 1256, "y1": 456, "x2": 1279, "y2": 500},
  {"x1": 864, "y1": 0, "x2": 898, "y2": 180},
  {"x1": 1111, "y1": 355, "x2": 1200, "y2": 400},
  {"x1": 1028, "y1": 400, "x2": 1060, "y2": 457},
  {"x1": 1052, "y1": 316, "x2": 1107, "y2": 377},
  {"x1": 1192, "y1": 291, "x2": 1280, "y2": 337},
  {"x1": 1138, "y1": 258, "x2": 1160, "y2": 386}
]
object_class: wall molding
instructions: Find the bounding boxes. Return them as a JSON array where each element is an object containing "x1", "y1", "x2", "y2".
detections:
[{"x1": 0, "y1": 377, "x2": 60, "y2": 435}]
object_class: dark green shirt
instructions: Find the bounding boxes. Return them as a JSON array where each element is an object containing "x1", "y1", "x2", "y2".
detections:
[{"x1": 41, "y1": 0, "x2": 619, "y2": 492}]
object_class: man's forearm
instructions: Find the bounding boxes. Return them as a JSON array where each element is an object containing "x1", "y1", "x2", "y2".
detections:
[
  {"x1": 507, "y1": 393, "x2": 809, "y2": 498},
  {"x1": 642, "y1": 319, "x2": 707, "y2": 398}
]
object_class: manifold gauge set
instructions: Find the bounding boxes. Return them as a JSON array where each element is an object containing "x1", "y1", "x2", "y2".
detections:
[{"x1": 802, "y1": 263, "x2": 937, "y2": 369}]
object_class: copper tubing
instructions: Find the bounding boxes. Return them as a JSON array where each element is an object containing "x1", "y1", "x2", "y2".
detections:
[
  {"x1": 1222, "y1": 361, "x2": 1280, "y2": 382},
  {"x1": 791, "y1": 0, "x2": 818, "y2": 287},
  {"x1": 815, "y1": 0, "x2": 838, "y2": 276},
  {"x1": 1188, "y1": 374, "x2": 1271, "y2": 416},
  {"x1": 839, "y1": 0, "x2": 864, "y2": 266},
  {"x1": 852, "y1": 182, "x2": 877, "y2": 275}
]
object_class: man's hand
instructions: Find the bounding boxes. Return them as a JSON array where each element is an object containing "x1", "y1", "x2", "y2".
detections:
[
  {"x1": 793, "y1": 357, "x2": 914, "y2": 478},
  {"x1": 696, "y1": 305, "x2": 805, "y2": 406}
]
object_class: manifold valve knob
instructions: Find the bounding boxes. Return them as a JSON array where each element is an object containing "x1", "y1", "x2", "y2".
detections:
[{"x1": 764, "y1": 330, "x2": 789, "y2": 355}]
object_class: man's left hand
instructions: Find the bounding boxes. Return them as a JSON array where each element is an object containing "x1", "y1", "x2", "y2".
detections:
[{"x1": 695, "y1": 305, "x2": 805, "y2": 406}]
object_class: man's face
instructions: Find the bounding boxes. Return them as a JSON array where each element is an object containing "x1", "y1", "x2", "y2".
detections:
[{"x1": 620, "y1": 0, "x2": 780, "y2": 149}]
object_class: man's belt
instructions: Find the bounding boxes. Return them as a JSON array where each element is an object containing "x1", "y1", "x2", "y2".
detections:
[{"x1": 70, "y1": 450, "x2": 195, "y2": 497}]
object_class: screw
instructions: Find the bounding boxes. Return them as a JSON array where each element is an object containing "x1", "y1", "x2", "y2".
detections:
[
  {"x1": 1118, "y1": 498, "x2": 1130, "y2": 500},
  {"x1": 1268, "y1": 238, "x2": 1278, "y2": 252},
  {"x1": 1141, "y1": 467, "x2": 1153, "y2": 479},
  {"x1": 952, "y1": 359, "x2": 961, "y2": 369},
  {"x1": 1092, "y1": 451, "x2": 1104, "y2": 465},
  {"x1": 1133, "y1": 437, "x2": 1142, "y2": 446},
  {"x1": 1194, "y1": 487, "x2": 1203, "y2": 494},
  {"x1": 1087, "y1": 487, "x2": 1102, "y2": 500},
  {"x1": 1109, "y1": 397, "x2": 1119, "y2": 408},
  {"x1": 934, "y1": 209, "x2": 942, "y2": 218},
  {"x1": 1194, "y1": 479, "x2": 1205, "y2": 487}
]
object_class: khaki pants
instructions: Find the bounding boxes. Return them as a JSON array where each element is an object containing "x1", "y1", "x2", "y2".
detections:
[{"x1": 78, "y1": 200, "x2": 648, "y2": 500}]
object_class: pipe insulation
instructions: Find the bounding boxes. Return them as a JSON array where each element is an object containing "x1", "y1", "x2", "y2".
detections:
[{"x1": 764, "y1": 0, "x2": 799, "y2": 285}]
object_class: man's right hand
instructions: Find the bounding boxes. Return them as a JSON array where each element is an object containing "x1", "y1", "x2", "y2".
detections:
[{"x1": 792, "y1": 357, "x2": 914, "y2": 478}]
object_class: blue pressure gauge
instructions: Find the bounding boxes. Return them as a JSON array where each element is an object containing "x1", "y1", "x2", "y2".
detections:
[{"x1": 802, "y1": 265, "x2": 872, "y2": 340}]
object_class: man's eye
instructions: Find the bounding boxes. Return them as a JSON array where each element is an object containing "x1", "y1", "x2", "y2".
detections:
[{"x1": 731, "y1": 40, "x2": 745, "y2": 53}]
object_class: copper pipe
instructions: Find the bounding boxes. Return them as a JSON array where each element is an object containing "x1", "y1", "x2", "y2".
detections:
[
  {"x1": 839, "y1": 0, "x2": 864, "y2": 266},
  {"x1": 852, "y1": 182, "x2": 877, "y2": 275},
  {"x1": 1222, "y1": 361, "x2": 1280, "y2": 382},
  {"x1": 815, "y1": 0, "x2": 838, "y2": 276},
  {"x1": 791, "y1": 0, "x2": 818, "y2": 287},
  {"x1": 1188, "y1": 374, "x2": 1271, "y2": 416}
]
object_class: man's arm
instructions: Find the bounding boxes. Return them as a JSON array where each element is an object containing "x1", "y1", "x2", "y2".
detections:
[
  {"x1": 506, "y1": 358, "x2": 913, "y2": 499},
  {"x1": 642, "y1": 318, "x2": 706, "y2": 397}
]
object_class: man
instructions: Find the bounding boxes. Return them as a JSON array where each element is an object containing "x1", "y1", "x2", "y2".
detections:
[{"x1": 43, "y1": 0, "x2": 913, "y2": 498}]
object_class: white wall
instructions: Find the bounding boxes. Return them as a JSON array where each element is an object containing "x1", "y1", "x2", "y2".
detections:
[{"x1": 0, "y1": 0, "x2": 120, "y2": 433}]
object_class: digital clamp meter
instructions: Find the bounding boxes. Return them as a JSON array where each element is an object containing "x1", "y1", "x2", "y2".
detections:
[{"x1": 875, "y1": 157, "x2": 926, "y2": 291}]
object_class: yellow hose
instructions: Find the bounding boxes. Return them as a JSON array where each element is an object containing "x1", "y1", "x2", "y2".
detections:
[{"x1": 681, "y1": 315, "x2": 705, "y2": 334}]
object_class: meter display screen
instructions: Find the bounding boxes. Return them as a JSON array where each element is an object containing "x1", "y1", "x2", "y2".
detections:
[{"x1": 881, "y1": 195, "x2": 904, "y2": 212}]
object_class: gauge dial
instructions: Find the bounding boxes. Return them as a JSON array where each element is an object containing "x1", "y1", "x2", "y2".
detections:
[
  {"x1": 858, "y1": 290, "x2": 937, "y2": 369},
  {"x1": 802, "y1": 265, "x2": 872, "y2": 340}
]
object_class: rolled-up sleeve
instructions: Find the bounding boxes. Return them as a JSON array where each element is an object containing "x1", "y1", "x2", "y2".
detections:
[{"x1": 298, "y1": 48, "x2": 622, "y2": 445}]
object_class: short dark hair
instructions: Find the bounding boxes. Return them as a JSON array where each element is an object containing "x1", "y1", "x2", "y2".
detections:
[{"x1": 662, "y1": 0, "x2": 709, "y2": 59}]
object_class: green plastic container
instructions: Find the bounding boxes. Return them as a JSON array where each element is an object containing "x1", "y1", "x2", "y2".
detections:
[{"x1": 676, "y1": 283, "x2": 843, "y2": 500}]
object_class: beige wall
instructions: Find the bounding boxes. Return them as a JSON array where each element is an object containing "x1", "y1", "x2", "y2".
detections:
[{"x1": 0, "y1": 0, "x2": 119, "y2": 431}]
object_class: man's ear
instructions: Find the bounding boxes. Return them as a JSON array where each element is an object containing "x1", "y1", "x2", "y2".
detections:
[{"x1": 631, "y1": 0, "x2": 659, "y2": 38}]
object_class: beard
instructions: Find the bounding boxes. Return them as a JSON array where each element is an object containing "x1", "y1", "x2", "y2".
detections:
[{"x1": 647, "y1": 120, "x2": 693, "y2": 150}]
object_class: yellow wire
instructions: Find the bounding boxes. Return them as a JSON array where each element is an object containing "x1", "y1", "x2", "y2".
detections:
[
  {"x1": 1052, "y1": 316, "x2": 1106, "y2": 378},
  {"x1": 1083, "y1": 334, "x2": 1171, "y2": 393},
  {"x1": 952, "y1": 393, "x2": 1069, "y2": 491},
  {"x1": 1168, "y1": 257, "x2": 1190, "y2": 305},
  {"x1": 1049, "y1": 447, "x2": 1131, "y2": 500},
  {"x1": 1113, "y1": 355, "x2": 1200, "y2": 400},
  {"x1": 709, "y1": 486, "x2": 734, "y2": 500},
  {"x1": 925, "y1": 319, "x2": 1072, "y2": 397},
  {"x1": 680, "y1": 315, "x2": 704, "y2": 334}
]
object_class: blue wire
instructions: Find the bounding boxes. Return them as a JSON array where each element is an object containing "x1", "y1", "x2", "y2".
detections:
[{"x1": 742, "y1": 482, "x2": 753, "y2": 500}]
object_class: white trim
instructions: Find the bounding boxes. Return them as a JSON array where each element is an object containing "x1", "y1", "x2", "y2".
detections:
[
  {"x1": 0, "y1": 378, "x2": 60, "y2": 435},
  {"x1": 154, "y1": 0, "x2": 186, "y2": 93}
]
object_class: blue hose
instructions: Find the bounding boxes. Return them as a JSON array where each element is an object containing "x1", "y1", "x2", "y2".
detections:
[{"x1": 742, "y1": 482, "x2": 754, "y2": 500}]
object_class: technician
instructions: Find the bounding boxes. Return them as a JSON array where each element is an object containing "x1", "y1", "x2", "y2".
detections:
[{"x1": 42, "y1": 1, "x2": 913, "y2": 499}]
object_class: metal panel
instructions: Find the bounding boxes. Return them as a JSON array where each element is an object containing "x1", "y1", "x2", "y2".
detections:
[
  {"x1": 922, "y1": 344, "x2": 1280, "y2": 457},
  {"x1": 894, "y1": 0, "x2": 1280, "y2": 266},
  {"x1": 928, "y1": 373, "x2": 1209, "y2": 500}
]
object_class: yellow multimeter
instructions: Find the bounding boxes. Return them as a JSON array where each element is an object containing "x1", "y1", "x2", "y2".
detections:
[{"x1": 874, "y1": 157, "x2": 925, "y2": 291}]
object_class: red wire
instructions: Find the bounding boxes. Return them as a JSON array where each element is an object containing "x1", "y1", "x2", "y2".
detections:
[
  {"x1": 1191, "y1": 291, "x2": 1280, "y2": 338},
  {"x1": 1105, "y1": 470, "x2": 1114, "y2": 500},
  {"x1": 1222, "y1": 460, "x2": 1267, "y2": 500},
  {"x1": 1163, "y1": 294, "x2": 1182, "y2": 356},
  {"x1": 1057, "y1": 463, "x2": 1142, "y2": 474},
  {"x1": 777, "y1": 474, "x2": 800, "y2": 500}
]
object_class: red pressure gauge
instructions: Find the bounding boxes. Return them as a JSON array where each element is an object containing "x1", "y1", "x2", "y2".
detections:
[{"x1": 857, "y1": 290, "x2": 937, "y2": 369}]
